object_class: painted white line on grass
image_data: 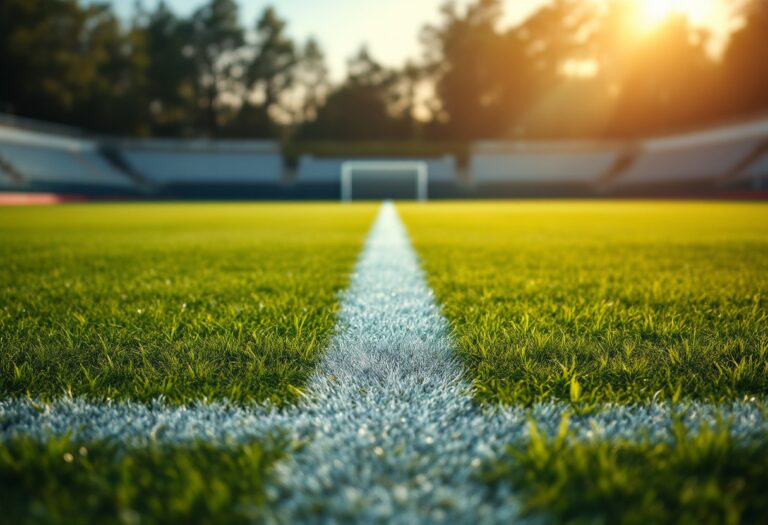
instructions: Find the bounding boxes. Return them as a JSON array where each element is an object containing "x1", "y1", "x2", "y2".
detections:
[
  {"x1": 2, "y1": 398, "x2": 766, "y2": 446},
  {"x1": 261, "y1": 200, "x2": 526, "y2": 523},
  {"x1": 2, "y1": 202, "x2": 768, "y2": 523}
]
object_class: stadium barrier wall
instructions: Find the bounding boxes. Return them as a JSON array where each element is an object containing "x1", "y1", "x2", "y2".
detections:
[{"x1": 1, "y1": 112, "x2": 768, "y2": 199}]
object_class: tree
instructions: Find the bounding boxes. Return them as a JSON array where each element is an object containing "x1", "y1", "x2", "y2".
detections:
[
  {"x1": 295, "y1": 38, "x2": 331, "y2": 123},
  {"x1": 0, "y1": 0, "x2": 148, "y2": 133},
  {"x1": 224, "y1": 6, "x2": 299, "y2": 138},
  {"x1": 421, "y1": 0, "x2": 591, "y2": 139},
  {"x1": 140, "y1": 2, "x2": 197, "y2": 136},
  {"x1": 421, "y1": 0, "x2": 507, "y2": 139},
  {"x1": 387, "y1": 61, "x2": 427, "y2": 139},
  {"x1": 606, "y1": 15, "x2": 719, "y2": 136},
  {"x1": 722, "y1": 0, "x2": 768, "y2": 117},
  {"x1": 2, "y1": 0, "x2": 765, "y2": 140},
  {"x1": 187, "y1": 0, "x2": 244, "y2": 136},
  {"x1": 301, "y1": 47, "x2": 399, "y2": 140},
  {"x1": 246, "y1": 7, "x2": 297, "y2": 114},
  {"x1": 74, "y1": 6, "x2": 149, "y2": 134}
]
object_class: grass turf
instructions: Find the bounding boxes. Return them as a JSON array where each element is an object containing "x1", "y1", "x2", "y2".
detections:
[
  {"x1": 482, "y1": 416, "x2": 768, "y2": 525},
  {"x1": 0, "y1": 434, "x2": 291, "y2": 525},
  {"x1": 400, "y1": 201, "x2": 768, "y2": 405},
  {"x1": 0, "y1": 203, "x2": 377, "y2": 405}
]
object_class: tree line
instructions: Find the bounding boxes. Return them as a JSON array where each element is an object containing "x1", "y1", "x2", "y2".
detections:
[{"x1": 1, "y1": 0, "x2": 767, "y2": 140}]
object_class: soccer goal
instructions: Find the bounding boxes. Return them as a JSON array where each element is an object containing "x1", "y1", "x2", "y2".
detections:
[{"x1": 341, "y1": 161, "x2": 428, "y2": 202}]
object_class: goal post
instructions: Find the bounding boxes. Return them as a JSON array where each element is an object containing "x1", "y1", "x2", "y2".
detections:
[{"x1": 341, "y1": 161, "x2": 428, "y2": 202}]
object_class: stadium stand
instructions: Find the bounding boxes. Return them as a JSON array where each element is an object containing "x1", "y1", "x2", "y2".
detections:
[
  {"x1": 741, "y1": 150, "x2": 768, "y2": 190},
  {"x1": 469, "y1": 141, "x2": 623, "y2": 196},
  {"x1": 118, "y1": 140, "x2": 282, "y2": 184},
  {"x1": 1, "y1": 111, "x2": 767, "y2": 200},
  {"x1": 0, "y1": 125, "x2": 135, "y2": 193},
  {"x1": 0, "y1": 154, "x2": 23, "y2": 185},
  {"x1": 611, "y1": 118, "x2": 768, "y2": 192},
  {"x1": 0, "y1": 163, "x2": 15, "y2": 188}
]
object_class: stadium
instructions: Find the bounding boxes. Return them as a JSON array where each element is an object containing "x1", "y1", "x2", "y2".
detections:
[
  {"x1": 1, "y1": 111, "x2": 767, "y2": 201},
  {"x1": 1, "y1": 0, "x2": 767, "y2": 524}
]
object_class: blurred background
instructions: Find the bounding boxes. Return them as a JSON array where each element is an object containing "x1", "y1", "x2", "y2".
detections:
[{"x1": 1, "y1": 0, "x2": 767, "y2": 200}]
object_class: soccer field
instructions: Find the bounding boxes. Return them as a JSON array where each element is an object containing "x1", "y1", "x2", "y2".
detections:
[
  {"x1": 1, "y1": 201, "x2": 767, "y2": 524},
  {"x1": 400, "y1": 202, "x2": 768, "y2": 405},
  {"x1": 401, "y1": 201, "x2": 768, "y2": 523},
  {"x1": 0, "y1": 203, "x2": 377, "y2": 405}
]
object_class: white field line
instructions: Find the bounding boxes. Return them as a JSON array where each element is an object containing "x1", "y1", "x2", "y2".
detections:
[{"x1": 2, "y1": 202, "x2": 768, "y2": 524}]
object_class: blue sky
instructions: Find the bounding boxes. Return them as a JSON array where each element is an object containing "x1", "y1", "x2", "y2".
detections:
[{"x1": 102, "y1": 0, "x2": 733, "y2": 80}]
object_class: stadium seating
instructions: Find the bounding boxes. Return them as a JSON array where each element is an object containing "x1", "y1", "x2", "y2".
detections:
[
  {"x1": 0, "y1": 164, "x2": 14, "y2": 187},
  {"x1": 738, "y1": 149, "x2": 768, "y2": 189},
  {"x1": 296, "y1": 156, "x2": 457, "y2": 183},
  {"x1": 1, "y1": 111, "x2": 767, "y2": 198},
  {"x1": 119, "y1": 140, "x2": 283, "y2": 185},
  {"x1": 469, "y1": 141, "x2": 622, "y2": 185},
  {"x1": 613, "y1": 119, "x2": 768, "y2": 188},
  {"x1": 0, "y1": 126, "x2": 134, "y2": 191}
]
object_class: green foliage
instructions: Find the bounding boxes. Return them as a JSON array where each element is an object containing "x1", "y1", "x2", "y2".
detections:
[
  {"x1": 0, "y1": 203, "x2": 376, "y2": 405},
  {"x1": 141, "y1": 3, "x2": 198, "y2": 136},
  {"x1": 247, "y1": 7, "x2": 298, "y2": 107},
  {"x1": 0, "y1": 0, "x2": 148, "y2": 133},
  {"x1": 300, "y1": 47, "x2": 413, "y2": 141},
  {"x1": 0, "y1": 0, "x2": 307, "y2": 137},
  {"x1": 225, "y1": 7, "x2": 303, "y2": 138},
  {"x1": 605, "y1": 12, "x2": 722, "y2": 137},
  {"x1": 722, "y1": 1, "x2": 768, "y2": 117},
  {"x1": 482, "y1": 417, "x2": 768, "y2": 525},
  {"x1": 3, "y1": 0, "x2": 768, "y2": 139},
  {"x1": 187, "y1": 0, "x2": 244, "y2": 135},
  {"x1": 0, "y1": 434, "x2": 291, "y2": 525},
  {"x1": 401, "y1": 201, "x2": 768, "y2": 405}
]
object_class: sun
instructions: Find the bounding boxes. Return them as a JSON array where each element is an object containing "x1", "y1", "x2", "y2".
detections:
[
  {"x1": 634, "y1": 0, "x2": 702, "y2": 32},
  {"x1": 638, "y1": 0, "x2": 674, "y2": 27}
]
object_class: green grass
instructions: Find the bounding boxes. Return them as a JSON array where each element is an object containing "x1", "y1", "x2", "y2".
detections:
[
  {"x1": 0, "y1": 434, "x2": 292, "y2": 525},
  {"x1": 0, "y1": 203, "x2": 377, "y2": 405},
  {"x1": 400, "y1": 201, "x2": 768, "y2": 405},
  {"x1": 482, "y1": 417, "x2": 768, "y2": 525}
]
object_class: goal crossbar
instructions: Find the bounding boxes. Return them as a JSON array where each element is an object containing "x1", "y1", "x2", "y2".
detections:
[{"x1": 341, "y1": 161, "x2": 428, "y2": 202}]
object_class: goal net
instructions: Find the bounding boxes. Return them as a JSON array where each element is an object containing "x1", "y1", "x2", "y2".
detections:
[{"x1": 341, "y1": 161, "x2": 428, "y2": 202}]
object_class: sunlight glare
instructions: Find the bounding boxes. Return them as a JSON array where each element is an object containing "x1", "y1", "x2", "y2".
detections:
[{"x1": 634, "y1": 0, "x2": 704, "y2": 31}]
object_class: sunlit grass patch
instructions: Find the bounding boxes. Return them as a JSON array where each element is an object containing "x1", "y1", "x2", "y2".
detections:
[
  {"x1": 0, "y1": 203, "x2": 377, "y2": 405},
  {"x1": 400, "y1": 201, "x2": 768, "y2": 405},
  {"x1": 482, "y1": 416, "x2": 768, "y2": 525},
  {"x1": 0, "y1": 433, "x2": 292, "y2": 525}
]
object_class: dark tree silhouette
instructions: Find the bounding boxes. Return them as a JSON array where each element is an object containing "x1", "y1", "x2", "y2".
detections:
[
  {"x1": 606, "y1": 15, "x2": 720, "y2": 136},
  {"x1": 141, "y1": 2, "x2": 197, "y2": 136},
  {"x1": 188, "y1": 0, "x2": 244, "y2": 136},
  {"x1": 722, "y1": 0, "x2": 768, "y2": 117},
  {"x1": 1, "y1": 0, "x2": 766, "y2": 140}
]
